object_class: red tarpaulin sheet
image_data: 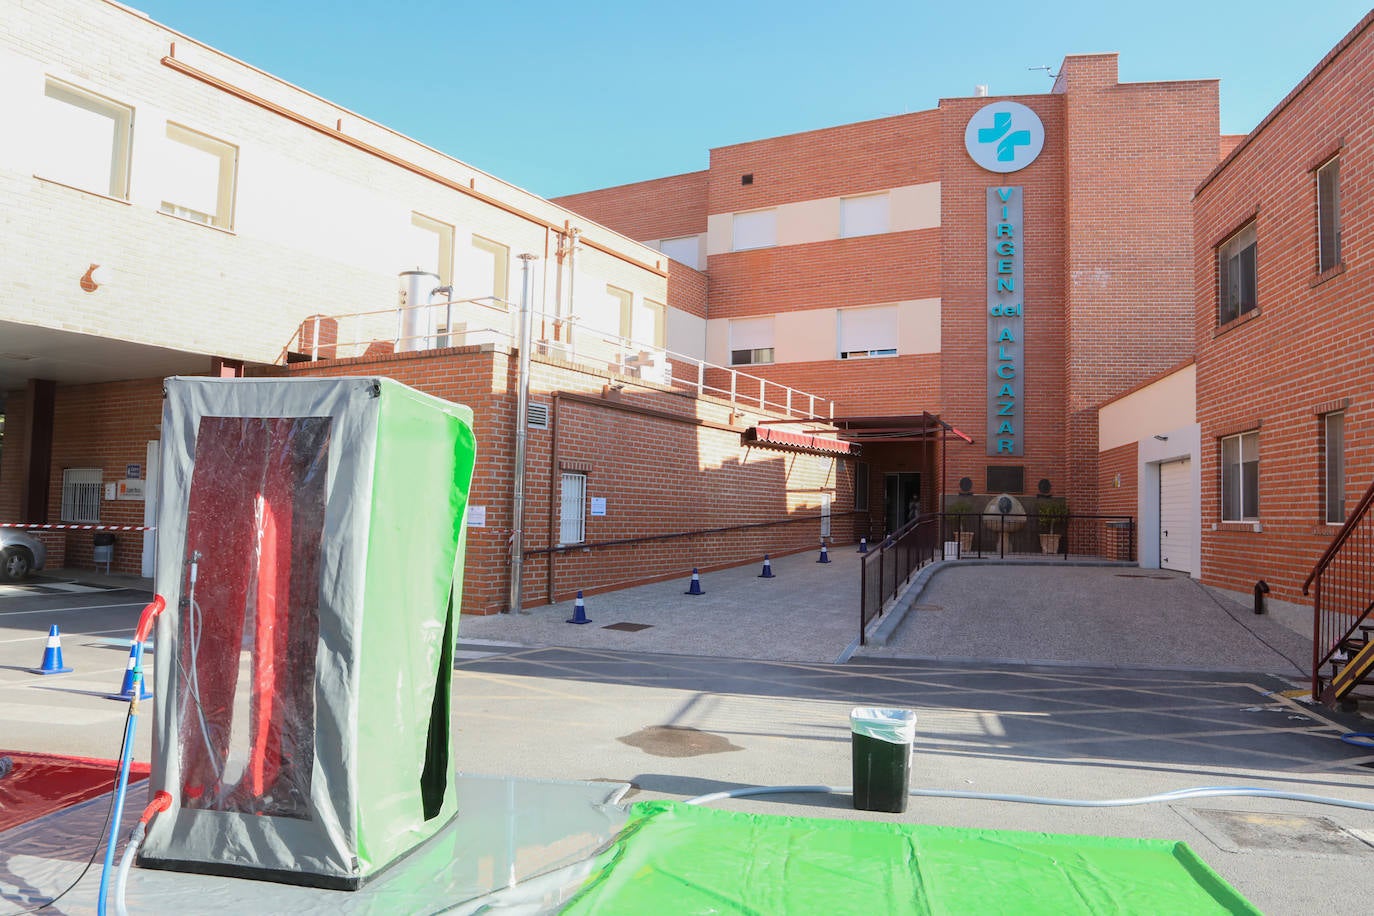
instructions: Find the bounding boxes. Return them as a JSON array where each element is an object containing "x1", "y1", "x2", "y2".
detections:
[{"x1": 0, "y1": 750, "x2": 149, "y2": 832}]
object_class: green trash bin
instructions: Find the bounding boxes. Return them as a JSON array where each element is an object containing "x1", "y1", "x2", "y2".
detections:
[{"x1": 851, "y1": 707, "x2": 917, "y2": 813}]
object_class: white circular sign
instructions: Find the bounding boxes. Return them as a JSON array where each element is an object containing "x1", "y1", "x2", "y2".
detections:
[{"x1": 964, "y1": 101, "x2": 1045, "y2": 173}]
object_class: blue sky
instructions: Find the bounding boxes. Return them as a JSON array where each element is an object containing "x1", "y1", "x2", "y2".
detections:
[{"x1": 129, "y1": 0, "x2": 1369, "y2": 198}]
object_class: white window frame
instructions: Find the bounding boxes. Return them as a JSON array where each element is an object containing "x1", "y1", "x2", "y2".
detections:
[
  {"x1": 61, "y1": 468, "x2": 103, "y2": 524},
  {"x1": 1217, "y1": 222, "x2": 1257, "y2": 325},
  {"x1": 160, "y1": 122, "x2": 238, "y2": 229},
  {"x1": 1220, "y1": 431, "x2": 1259, "y2": 522},
  {"x1": 658, "y1": 235, "x2": 702, "y2": 270},
  {"x1": 840, "y1": 193, "x2": 890, "y2": 238},
  {"x1": 39, "y1": 78, "x2": 134, "y2": 200},
  {"x1": 469, "y1": 235, "x2": 510, "y2": 305},
  {"x1": 559, "y1": 472, "x2": 587, "y2": 545},
  {"x1": 1324, "y1": 411, "x2": 1345, "y2": 525},
  {"x1": 409, "y1": 212, "x2": 455, "y2": 286},
  {"x1": 729, "y1": 316, "x2": 775, "y2": 366},
  {"x1": 636, "y1": 298, "x2": 667, "y2": 348},
  {"x1": 731, "y1": 209, "x2": 777, "y2": 251},
  {"x1": 608, "y1": 285, "x2": 634, "y2": 340},
  {"x1": 1317, "y1": 156, "x2": 1341, "y2": 273},
  {"x1": 837, "y1": 305, "x2": 899, "y2": 359}
]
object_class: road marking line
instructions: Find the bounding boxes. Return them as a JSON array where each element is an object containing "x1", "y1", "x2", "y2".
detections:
[
  {"x1": 0, "y1": 601, "x2": 146, "y2": 618},
  {"x1": 0, "y1": 627, "x2": 135, "y2": 644}
]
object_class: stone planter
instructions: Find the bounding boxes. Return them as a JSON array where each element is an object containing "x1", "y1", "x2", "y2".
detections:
[{"x1": 1039, "y1": 533, "x2": 1061, "y2": 554}]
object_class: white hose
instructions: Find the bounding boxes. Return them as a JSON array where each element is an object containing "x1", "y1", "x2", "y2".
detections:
[
  {"x1": 113, "y1": 822, "x2": 145, "y2": 916},
  {"x1": 683, "y1": 784, "x2": 1374, "y2": 811}
]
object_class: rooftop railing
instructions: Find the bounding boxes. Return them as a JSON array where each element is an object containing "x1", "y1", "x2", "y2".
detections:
[{"x1": 281, "y1": 298, "x2": 835, "y2": 421}]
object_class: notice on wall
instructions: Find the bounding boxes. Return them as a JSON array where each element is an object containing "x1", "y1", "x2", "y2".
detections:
[
  {"x1": 115, "y1": 479, "x2": 145, "y2": 500},
  {"x1": 987, "y1": 185, "x2": 1024, "y2": 457},
  {"x1": 467, "y1": 505, "x2": 486, "y2": 527},
  {"x1": 590, "y1": 497, "x2": 607, "y2": 517},
  {"x1": 126, "y1": 463, "x2": 141, "y2": 479}
]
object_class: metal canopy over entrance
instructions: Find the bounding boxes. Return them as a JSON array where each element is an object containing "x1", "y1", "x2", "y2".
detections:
[{"x1": 753, "y1": 412, "x2": 974, "y2": 447}]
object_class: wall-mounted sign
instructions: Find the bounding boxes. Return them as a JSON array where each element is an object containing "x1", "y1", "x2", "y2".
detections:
[
  {"x1": 467, "y1": 505, "x2": 486, "y2": 527},
  {"x1": 987, "y1": 186, "x2": 1024, "y2": 457},
  {"x1": 126, "y1": 463, "x2": 141, "y2": 479},
  {"x1": 590, "y1": 497, "x2": 607, "y2": 517},
  {"x1": 116, "y1": 479, "x2": 145, "y2": 500},
  {"x1": 965, "y1": 102, "x2": 1045, "y2": 174}
]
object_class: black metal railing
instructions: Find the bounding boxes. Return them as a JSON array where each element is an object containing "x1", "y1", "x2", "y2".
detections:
[
  {"x1": 858, "y1": 512, "x2": 1137, "y2": 645},
  {"x1": 859, "y1": 516, "x2": 940, "y2": 644},
  {"x1": 1303, "y1": 477, "x2": 1374, "y2": 703},
  {"x1": 940, "y1": 512, "x2": 1135, "y2": 562}
]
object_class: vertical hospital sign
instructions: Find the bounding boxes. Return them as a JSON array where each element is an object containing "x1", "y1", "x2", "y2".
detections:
[
  {"x1": 986, "y1": 186, "x2": 1023, "y2": 456},
  {"x1": 965, "y1": 101, "x2": 1043, "y2": 458}
]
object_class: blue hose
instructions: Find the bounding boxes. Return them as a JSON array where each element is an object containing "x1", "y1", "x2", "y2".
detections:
[{"x1": 97, "y1": 643, "x2": 146, "y2": 916}]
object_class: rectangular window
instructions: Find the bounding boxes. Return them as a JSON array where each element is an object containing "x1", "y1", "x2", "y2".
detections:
[
  {"x1": 731, "y1": 209, "x2": 777, "y2": 251},
  {"x1": 39, "y1": 79, "x2": 134, "y2": 199},
  {"x1": 608, "y1": 285, "x2": 634, "y2": 340},
  {"x1": 408, "y1": 213, "x2": 455, "y2": 286},
  {"x1": 61, "y1": 468, "x2": 102, "y2": 523},
  {"x1": 838, "y1": 305, "x2": 898, "y2": 359},
  {"x1": 465, "y1": 235, "x2": 510, "y2": 305},
  {"x1": 1217, "y1": 222, "x2": 1257, "y2": 325},
  {"x1": 559, "y1": 472, "x2": 587, "y2": 545},
  {"x1": 1317, "y1": 157, "x2": 1341, "y2": 273},
  {"x1": 729, "y1": 316, "x2": 774, "y2": 365},
  {"x1": 161, "y1": 123, "x2": 238, "y2": 229},
  {"x1": 840, "y1": 193, "x2": 889, "y2": 238},
  {"x1": 1220, "y1": 431, "x2": 1259, "y2": 522},
  {"x1": 1324, "y1": 411, "x2": 1346, "y2": 525},
  {"x1": 658, "y1": 235, "x2": 702, "y2": 270},
  {"x1": 634, "y1": 298, "x2": 667, "y2": 348},
  {"x1": 854, "y1": 462, "x2": 869, "y2": 512}
]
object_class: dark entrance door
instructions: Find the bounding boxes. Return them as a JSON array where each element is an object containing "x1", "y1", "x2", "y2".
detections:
[{"x1": 884, "y1": 472, "x2": 921, "y2": 534}]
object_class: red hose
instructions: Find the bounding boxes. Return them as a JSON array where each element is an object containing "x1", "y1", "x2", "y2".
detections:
[{"x1": 133, "y1": 595, "x2": 166, "y2": 644}]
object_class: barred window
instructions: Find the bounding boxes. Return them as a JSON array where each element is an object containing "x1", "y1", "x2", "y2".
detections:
[{"x1": 61, "y1": 468, "x2": 102, "y2": 523}]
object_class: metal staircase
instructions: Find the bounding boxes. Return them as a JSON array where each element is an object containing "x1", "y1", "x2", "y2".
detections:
[{"x1": 1304, "y1": 478, "x2": 1374, "y2": 706}]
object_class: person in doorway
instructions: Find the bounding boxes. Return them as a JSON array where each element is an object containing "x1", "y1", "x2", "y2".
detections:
[{"x1": 907, "y1": 495, "x2": 921, "y2": 525}]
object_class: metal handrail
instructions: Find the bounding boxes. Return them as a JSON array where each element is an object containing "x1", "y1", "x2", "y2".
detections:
[
  {"x1": 522, "y1": 510, "x2": 865, "y2": 556},
  {"x1": 280, "y1": 302, "x2": 835, "y2": 421},
  {"x1": 1302, "y1": 477, "x2": 1374, "y2": 701}
]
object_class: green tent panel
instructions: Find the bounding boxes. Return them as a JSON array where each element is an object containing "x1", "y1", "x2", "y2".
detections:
[
  {"x1": 140, "y1": 377, "x2": 476, "y2": 889},
  {"x1": 564, "y1": 801, "x2": 1261, "y2": 915}
]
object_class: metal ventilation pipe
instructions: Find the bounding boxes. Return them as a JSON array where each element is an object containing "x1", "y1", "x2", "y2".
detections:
[
  {"x1": 1254, "y1": 580, "x2": 1270, "y2": 615},
  {"x1": 508, "y1": 253, "x2": 538, "y2": 614}
]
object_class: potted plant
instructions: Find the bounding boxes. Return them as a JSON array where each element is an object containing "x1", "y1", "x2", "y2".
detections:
[
  {"x1": 1038, "y1": 499, "x2": 1068, "y2": 554},
  {"x1": 948, "y1": 497, "x2": 976, "y2": 554}
]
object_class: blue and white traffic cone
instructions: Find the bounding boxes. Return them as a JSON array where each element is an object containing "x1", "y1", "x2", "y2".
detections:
[
  {"x1": 758, "y1": 555, "x2": 775, "y2": 578},
  {"x1": 857, "y1": 537, "x2": 868, "y2": 554},
  {"x1": 685, "y1": 568, "x2": 705, "y2": 596},
  {"x1": 107, "y1": 644, "x2": 152, "y2": 700},
  {"x1": 32, "y1": 625, "x2": 73, "y2": 675},
  {"x1": 816, "y1": 543, "x2": 831, "y2": 564},
  {"x1": 566, "y1": 590, "x2": 591, "y2": 625}
]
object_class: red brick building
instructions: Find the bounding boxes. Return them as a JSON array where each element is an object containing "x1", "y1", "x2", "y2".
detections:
[
  {"x1": 556, "y1": 54, "x2": 1220, "y2": 539},
  {"x1": 1193, "y1": 12, "x2": 1373, "y2": 607}
]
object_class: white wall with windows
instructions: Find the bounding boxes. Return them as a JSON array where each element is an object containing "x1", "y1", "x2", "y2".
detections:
[
  {"x1": 704, "y1": 299, "x2": 940, "y2": 366},
  {"x1": 0, "y1": 2, "x2": 668, "y2": 371},
  {"x1": 705, "y1": 182, "x2": 939, "y2": 256}
]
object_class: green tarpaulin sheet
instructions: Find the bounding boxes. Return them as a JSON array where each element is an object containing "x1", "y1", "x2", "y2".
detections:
[{"x1": 563, "y1": 801, "x2": 1260, "y2": 915}]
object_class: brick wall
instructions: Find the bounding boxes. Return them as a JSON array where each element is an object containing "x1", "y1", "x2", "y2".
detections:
[
  {"x1": 272, "y1": 345, "x2": 855, "y2": 614},
  {"x1": 1194, "y1": 12, "x2": 1374, "y2": 604},
  {"x1": 554, "y1": 170, "x2": 709, "y2": 241},
  {"x1": 708, "y1": 110, "x2": 940, "y2": 214},
  {"x1": 1097, "y1": 442, "x2": 1139, "y2": 520}
]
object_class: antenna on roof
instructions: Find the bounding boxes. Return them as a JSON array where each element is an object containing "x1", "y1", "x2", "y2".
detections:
[{"x1": 1028, "y1": 65, "x2": 1059, "y2": 78}]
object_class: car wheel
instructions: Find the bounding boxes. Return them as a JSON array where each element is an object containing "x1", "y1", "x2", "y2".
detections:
[{"x1": 1, "y1": 548, "x2": 32, "y2": 582}]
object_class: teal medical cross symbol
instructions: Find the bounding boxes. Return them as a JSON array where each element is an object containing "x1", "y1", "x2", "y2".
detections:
[{"x1": 978, "y1": 112, "x2": 1031, "y2": 162}]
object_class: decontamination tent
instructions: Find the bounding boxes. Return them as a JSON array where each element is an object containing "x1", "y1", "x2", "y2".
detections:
[{"x1": 140, "y1": 376, "x2": 476, "y2": 889}]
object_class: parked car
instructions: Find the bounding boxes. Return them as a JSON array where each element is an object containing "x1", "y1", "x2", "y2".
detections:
[{"x1": 0, "y1": 529, "x2": 46, "y2": 581}]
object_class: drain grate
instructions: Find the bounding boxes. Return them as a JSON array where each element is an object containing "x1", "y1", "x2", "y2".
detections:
[
  {"x1": 602, "y1": 622, "x2": 653, "y2": 632},
  {"x1": 1177, "y1": 807, "x2": 1374, "y2": 857}
]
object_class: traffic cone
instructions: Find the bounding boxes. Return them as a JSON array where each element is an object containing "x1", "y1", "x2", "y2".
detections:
[
  {"x1": 758, "y1": 555, "x2": 775, "y2": 578},
  {"x1": 107, "y1": 644, "x2": 152, "y2": 701},
  {"x1": 32, "y1": 625, "x2": 73, "y2": 675},
  {"x1": 566, "y1": 590, "x2": 591, "y2": 625},
  {"x1": 857, "y1": 537, "x2": 868, "y2": 554},
  {"x1": 816, "y1": 543, "x2": 831, "y2": 564},
  {"x1": 685, "y1": 568, "x2": 705, "y2": 596}
]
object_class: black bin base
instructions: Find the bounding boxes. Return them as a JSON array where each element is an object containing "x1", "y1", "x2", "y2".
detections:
[{"x1": 852, "y1": 732, "x2": 910, "y2": 813}]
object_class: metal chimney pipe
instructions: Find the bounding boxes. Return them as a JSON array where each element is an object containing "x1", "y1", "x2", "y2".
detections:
[{"x1": 508, "y1": 253, "x2": 538, "y2": 614}]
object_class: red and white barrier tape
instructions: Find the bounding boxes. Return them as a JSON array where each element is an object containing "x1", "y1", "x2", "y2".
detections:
[{"x1": 0, "y1": 523, "x2": 156, "y2": 531}]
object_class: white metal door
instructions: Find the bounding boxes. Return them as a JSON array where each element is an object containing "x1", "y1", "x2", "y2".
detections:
[{"x1": 1159, "y1": 458, "x2": 1193, "y2": 574}]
